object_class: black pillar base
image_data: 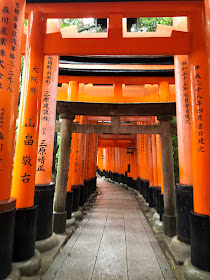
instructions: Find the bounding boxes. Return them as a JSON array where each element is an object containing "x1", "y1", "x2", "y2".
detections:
[
  {"x1": 148, "y1": 187, "x2": 155, "y2": 208},
  {"x1": 157, "y1": 193, "x2": 164, "y2": 221},
  {"x1": 94, "y1": 176, "x2": 97, "y2": 192},
  {"x1": 124, "y1": 175, "x2": 128, "y2": 185},
  {"x1": 155, "y1": 187, "x2": 161, "y2": 211},
  {"x1": 13, "y1": 206, "x2": 37, "y2": 262},
  {"x1": 66, "y1": 191, "x2": 74, "y2": 219},
  {"x1": 87, "y1": 178, "x2": 93, "y2": 197},
  {"x1": 34, "y1": 183, "x2": 55, "y2": 241},
  {"x1": 0, "y1": 199, "x2": 16, "y2": 280},
  {"x1": 139, "y1": 178, "x2": 143, "y2": 194},
  {"x1": 79, "y1": 185, "x2": 85, "y2": 206},
  {"x1": 131, "y1": 179, "x2": 136, "y2": 190},
  {"x1": 128, "y1": 177, "x2": 132, "y2": 187},
  {"x1": 71, "y1": 185, "x2": 81, "y2": 212},
  {"x1": 113, "y1": 173, "x2": 116, "y2": 182},
  {"x1": 136, "y1": 178, "x2": 141, "y2": 192},
  {"x1": 144, "y1": 180, "x2": 149, "y2": 202},
  {"x1": 176, "y1": 184, "x2": 193, "y2": 245},
  {"x1": 90, "y1": 177, "x2": 97, "y2": 194},
  {"x1": 84, "y1": 180, "x2": 89, "y2": 202},
  {"x1": 141, "y1": 179, "x2": 145, "y2": 196},
  {"x1": 191, "y1": 211, "x2": 210, "y2": 271}
]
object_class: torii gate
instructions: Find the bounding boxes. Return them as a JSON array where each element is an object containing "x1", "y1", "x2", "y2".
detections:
[
  {"x1": 0, "y1": 1, "x2": 210, "y2": 279},
  {"x1": 54, "y1": 100, "x2": 177, "y2": 238}
]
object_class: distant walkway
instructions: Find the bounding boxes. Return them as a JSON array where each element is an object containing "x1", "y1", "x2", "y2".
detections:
[{"x1": 43, "y1": 178, "x2": 175, "y2": 280}]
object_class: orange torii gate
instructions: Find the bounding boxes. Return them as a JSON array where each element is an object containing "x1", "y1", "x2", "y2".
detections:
[{"x1": 0, "y1": 1, "x2": 209, "y2": 279}]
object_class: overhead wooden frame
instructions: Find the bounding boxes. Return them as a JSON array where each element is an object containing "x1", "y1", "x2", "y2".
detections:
[
  {"x1": 57, "y1": 101, "x2": 176, "y2": 116},
  {"x1": 71, "y1": 123, "x2": 161, "y2": 134},
  {"x1": 22, "y1": 1, "x2": 203, "y2": 56},
  {"x1": 58, "y1": 75, "x2": 175, "y2": 84},
  {"x1": 21, "y1": 30, "x2": 191, "y2": 56},
  {"x1": 25, "y1": 1, "x2": 203, "y2": 18}
]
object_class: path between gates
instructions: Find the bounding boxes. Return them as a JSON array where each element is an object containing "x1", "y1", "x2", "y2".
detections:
[{"x1": 43, "y1": 178, "x2": 175, "y2": 280}]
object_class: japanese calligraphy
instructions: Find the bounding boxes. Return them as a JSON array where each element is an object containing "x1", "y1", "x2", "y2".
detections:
[
  {"x1": 181, "y1": 61, "x2": 190, "y2": 124},
  {"x1": 194, "y1": 65, "x2": 205, "y2": 152}
]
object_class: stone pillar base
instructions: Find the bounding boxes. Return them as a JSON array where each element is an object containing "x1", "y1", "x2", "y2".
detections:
[
  {"x1": 151, "y1": 212, "x2": 160, "y2": 222},
  {"x1": 163, "y1": 214, "x2": 177, "y2": 237},
  {"x1": 153, "y1": 219, "x2": 163, "y2": 233},
  {"x1": 53, "y1": 211, "x2": 67, "y2": 234},
  {"x1": 5, "y1": 264, "x2": 20, "y2": 280},
  {"x1": 35, "y1": 233, "x2": 58, "y2": 253},
  {"x1": 184, "y1": 258, "x2": 210, "y2": 280},
  {"x1": 15, "y1": 249, "x2": 41, "y2": 277},
  {"x1": 72, "y1": 210, "x2": 83, "y2": 220},
  {"x1": 66, "y1": 217, "x2": 76, "y2": 228},
  {"x1": 169, "y1": 235, "x2": 191, "y2": 265}
]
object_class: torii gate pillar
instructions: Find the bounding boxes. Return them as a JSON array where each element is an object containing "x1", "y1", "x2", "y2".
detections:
[{"x1": 159, "y1": 116, "x2": 177, "y2": 237}]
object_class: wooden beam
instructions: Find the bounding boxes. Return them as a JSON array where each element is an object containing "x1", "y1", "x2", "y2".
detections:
[
  {"x1": 58, "y1": 75, "x2": 175, "y2": 84},
  {"x1": 43, "y1": 30, "x2": 191, "y2": 56},
  {"x1": 25, "y1": 1, "x2": 203, "y2": 19},
  {"x1": 55, "y1": 120, "x2": 177, "y2": 134},
  {"x1": 57, "y1": 101, "x2": 176, "y2": 116},
  {"x1": 98, "y1": 139, "x2": 135, "y2": 148},
  {"x1": 71, "y1": 124, "x2": 161, "y2": 134}
]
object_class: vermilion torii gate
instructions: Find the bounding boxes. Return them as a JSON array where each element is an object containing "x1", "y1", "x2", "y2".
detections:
[{"x1": 0, "y1": 0, "x2": 210, "y2": 279}]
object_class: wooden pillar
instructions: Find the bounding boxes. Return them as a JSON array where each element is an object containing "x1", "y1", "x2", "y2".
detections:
[
  {"x1": 148, "y1": 123, "x2": 155, "y2": 207},
  {"x1": 90, "y1": 129, "x2": 98, "y2": 193},
  {"x1": 173, "y1": 17, "x2": 193, "y2": 245},
  {"x1": 53, "y1": 114, "x2": 74, "y2": 234},
  {"x1": 159, "y1": 116, "x2": 177, "y2": 237},
  {"x1": 0, "y1": 1, "x2": 25, "y2": 278},
  {"x1": 69, "y1": 80, "x2": 79, "y2": 101},
  {"x1": 148, "y1": 133, "x2": 154, "y2": 187},
  {"x1": 187, "y1": 7, "x2": 210, "y2": 271},
  {"x1": 11, "y1": 10, "x2": 46, "y2": 262},
  {"x1": 34, "y1": 19, "x2": 60, "y2": 242},
  {"x1": 151, "y1": 134, "x2": 158, "y2": 187},
  {"x1": 35, "y1": 19, "x2": 60, "y2": 185},
  {"x1": 143, "y1": 122, "x2": 149, "y2": 201},
  {"x1": 204, "y1": 0, "x2": 210, "y2": 69}
]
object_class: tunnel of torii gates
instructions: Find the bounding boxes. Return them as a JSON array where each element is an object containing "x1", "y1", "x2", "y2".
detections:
[{"x1": 0, "y1": 0, "x2": 210, "y2": 279}]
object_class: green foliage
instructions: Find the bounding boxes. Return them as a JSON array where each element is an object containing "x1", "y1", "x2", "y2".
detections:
[
  {"x1": 138, "y1": 17, "x2": 172, "y2": 32},
  {"x1": 61, "y1": 18, "x2": 84, "y2": 29},
  {"x1": 130, "y1": 17, "x2": 172, "y2": 32},
  {"x1": 55, "y1": 133, "x2": 60, "y2": 168},
  {"x1": 61, "y1": 18, "x2": 96, "y2": 33}
]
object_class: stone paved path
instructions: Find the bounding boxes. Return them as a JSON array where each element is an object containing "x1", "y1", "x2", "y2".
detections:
[{"x1": 43, "y1": 178, "x2": 175, "y2": 280}]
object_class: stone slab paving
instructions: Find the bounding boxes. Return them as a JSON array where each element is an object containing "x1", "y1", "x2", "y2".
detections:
[{"x1": 43, "y1": 179, "x2": 175, "y2": 280}]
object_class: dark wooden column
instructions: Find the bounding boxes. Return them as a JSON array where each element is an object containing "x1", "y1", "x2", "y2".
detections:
[
  {"x1": 159, "y1": 115, "x2": 177, "y2": 237},
  {"x1": 53, "y1": 114, "x2": 75, "y2": 233}
]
